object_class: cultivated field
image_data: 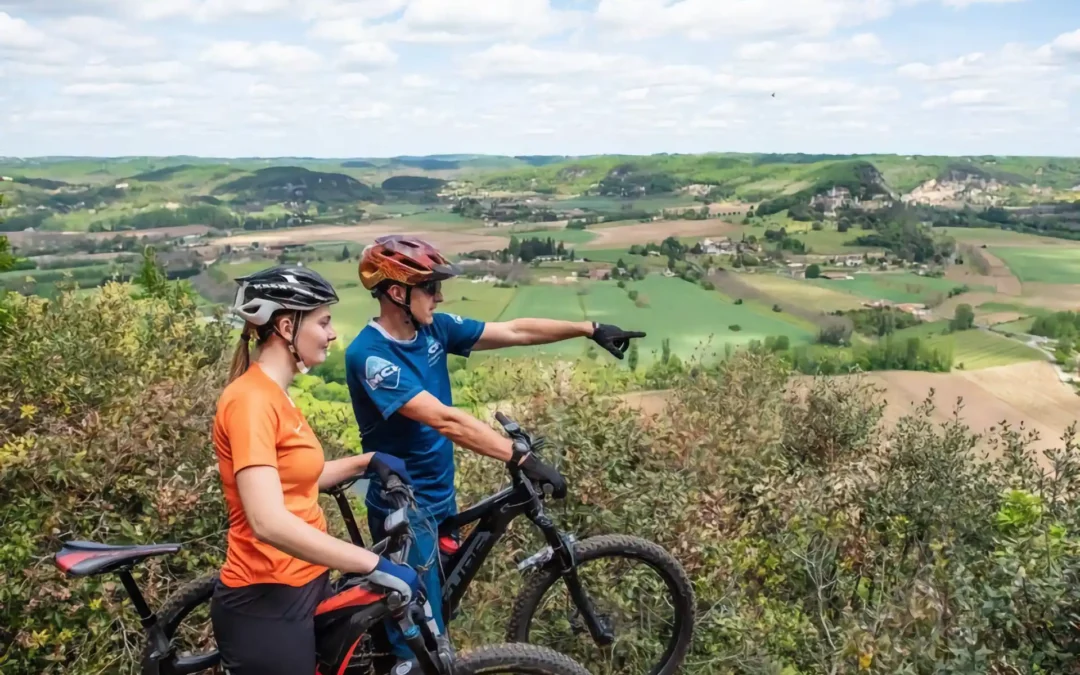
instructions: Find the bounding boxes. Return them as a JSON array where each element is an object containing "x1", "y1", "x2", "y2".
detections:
[
  {"x1": 215, "y1": 260, "x2": 812, "y2": 360},
  {"x1": 6, "y1": 224, "x2": 211, "y2": 247},
  {"x1": 216, "y1": 223, "x2": 509, "y2": 254},
  {"x1": 620, "y1": 361, "x2": 1080, "y2": 467},
  {"x1": 492, "y1": 275, "x2": 814, "y2": 362},
  {"x1": 947, "y1": 247, "x2": 1023, "y2": 295},
  {"x1": 1020, "y1": 283, "x2": 1080, "y2": 311},
  {"x1": 868, "y1": 361, "x2": 1080, "y2": 465},
  {"x1": 583, "y1": 219, "x2": 740, "y2": 249},
  {"x1": 809, "y1": 272, "x2": 973, "y2": 305},
  {"x1": 936, "y1": 227, "x2": 1071, "y2": 246},
  {"x1": 469, "y1": 226, "x2": 599, "y2": 246},
  {"x1": 893, "y1": 322, "x2": 1045, "y2": 370},
  {"x1": 733, "y1": 273, "x2": 866, "y2": 313},
  {"x1": 992, "y1": 247, "x2": 1080, "y2": 285}
]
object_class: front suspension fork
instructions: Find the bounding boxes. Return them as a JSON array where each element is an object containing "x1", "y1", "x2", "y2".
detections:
[{"x1": 528, "y1": 512, "x2": 615, "y2": 647}]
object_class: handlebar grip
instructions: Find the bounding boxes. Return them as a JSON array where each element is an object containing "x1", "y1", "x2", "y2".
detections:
[{"x1": 495, "y1": 411, "x2": 511, "y2": 426}]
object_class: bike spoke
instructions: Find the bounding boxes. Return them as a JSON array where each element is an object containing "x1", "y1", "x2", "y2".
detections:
[{"x1": 527, "y1": 556, "x2": 677, "y2": 675}]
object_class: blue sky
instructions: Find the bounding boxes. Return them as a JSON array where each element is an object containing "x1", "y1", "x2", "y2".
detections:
[{"x1": 1, "y1": 0, "x2": 1078, "y2": 157}]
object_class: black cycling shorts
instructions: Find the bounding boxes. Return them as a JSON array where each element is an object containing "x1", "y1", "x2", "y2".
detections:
[{"x1": 210, "y1": 572, "x2": 331, "y2": 675}]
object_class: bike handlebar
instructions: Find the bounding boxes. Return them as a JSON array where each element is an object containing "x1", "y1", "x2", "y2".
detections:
[{"x1": 495, "y1": 411, "x2": 562, "y2": 501}]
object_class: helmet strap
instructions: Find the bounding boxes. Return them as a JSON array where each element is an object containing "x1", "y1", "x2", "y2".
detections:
[
  {"x1": 272, "y1": 310, "x2": 310, "y2": 374},
  {"x1": 383, "y1": 283, "x2": 416, "y2": 328}
]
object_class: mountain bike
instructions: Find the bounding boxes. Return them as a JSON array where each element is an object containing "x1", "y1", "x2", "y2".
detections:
[
  {"x1": 54, "y1": 475, "x2": 592, "y2": 675},
  {"x1": 142, "y1": 413, "x2": 695, "y2": 675}
]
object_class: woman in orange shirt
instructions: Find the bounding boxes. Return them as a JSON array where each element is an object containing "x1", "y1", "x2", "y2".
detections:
[{"x1": 210, "y1": 265, "x2": 418, "y2": 675}]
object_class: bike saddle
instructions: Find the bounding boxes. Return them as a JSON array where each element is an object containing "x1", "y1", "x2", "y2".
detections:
[{"x1": 55, "y1": 540, "x2": 181, "y2": 577}]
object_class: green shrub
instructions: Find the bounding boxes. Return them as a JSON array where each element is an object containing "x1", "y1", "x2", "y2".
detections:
[
  {"x1": 6, "y1": 278, "x2": 1080, "y2": 675},
  {"x1": 451, "y1": 352, "x2": 1080, "y2": 673},
  {"x1": 0, "y1": 283, "x2": 233, "y2": 674}
]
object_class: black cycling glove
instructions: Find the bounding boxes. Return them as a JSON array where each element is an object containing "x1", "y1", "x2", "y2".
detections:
[
  {"x1": 516, "y1": 452, "x2": 567, "y2": 499},
  {"x1": 590, "y1": 322, "x2": 646, "y2": 360}
]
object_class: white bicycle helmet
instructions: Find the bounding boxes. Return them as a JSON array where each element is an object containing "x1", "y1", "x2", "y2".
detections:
[
  {"x1": 232, "y1": 265, "x2": 339, "y2": 326},
  {"x1": 232, "y1": 265, "x2": 339, "y2": 373}
]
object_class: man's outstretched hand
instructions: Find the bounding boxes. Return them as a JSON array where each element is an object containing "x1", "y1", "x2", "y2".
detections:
[{"x1": 590, "y1": 322, "x2": 646, "y2": 359}]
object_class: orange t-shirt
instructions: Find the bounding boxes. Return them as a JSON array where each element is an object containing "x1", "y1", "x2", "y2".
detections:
[{"x1": 212, "y1": 363, "x2": 328, "y2": 588}]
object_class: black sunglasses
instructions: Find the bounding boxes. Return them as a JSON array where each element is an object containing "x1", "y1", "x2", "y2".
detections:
[{"x1": 416, "y1": 280, "x2": 442, "y2": 295}]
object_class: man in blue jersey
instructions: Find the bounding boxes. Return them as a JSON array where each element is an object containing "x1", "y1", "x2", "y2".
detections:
[{"x1": 344, "y1": 235, "x2": 644, "y2": 669}]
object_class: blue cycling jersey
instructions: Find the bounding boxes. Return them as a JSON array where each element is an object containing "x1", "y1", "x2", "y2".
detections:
[{"x1": 344, "y1": 312, "x2": 485, "y2": 510}]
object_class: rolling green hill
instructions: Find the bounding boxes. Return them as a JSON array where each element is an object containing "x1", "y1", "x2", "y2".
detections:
[{"x1": 213, "y1": 167, "x2": 379, "y2": 204}]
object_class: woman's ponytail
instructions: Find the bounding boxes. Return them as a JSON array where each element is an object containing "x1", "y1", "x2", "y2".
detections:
[{"x1": 227, "y1": 324, "x2": 255, "y2": 384}]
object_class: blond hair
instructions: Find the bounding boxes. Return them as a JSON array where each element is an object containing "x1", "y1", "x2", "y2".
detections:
[{"x1": 227, "y1": 323, "x2": 257, "y2": 384}]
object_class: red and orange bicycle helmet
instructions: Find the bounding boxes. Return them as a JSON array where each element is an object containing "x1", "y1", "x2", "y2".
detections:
[{"x1": 359, "y1": 234, "x2": 461, "y2": 293}]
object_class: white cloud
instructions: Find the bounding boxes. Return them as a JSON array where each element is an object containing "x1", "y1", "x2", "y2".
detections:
[
  {"x1": 595, "y1": 0, "x2": 895, "y2": 40},
  {"x1": 790, "y1": 33, "x2": 887, "y2": 63},
  {"x1": 922, "y1": 88, "x2": 998, "y2": 109},
  {"x1": 339, "y1": 41, "x2": 398, "y2": 68},
  {"x1": 129, "y1": 96, "x2": 177, "y2": 109},
  {"x1": 307, "y1": 17, "x2": 371, "y2": 43},
  {"x1": 248, "y1": 83, "x2": 282, "y2": 98},
  {"x1": 200, "y1": 41, "x2": 322, "y2": 72},
  {"x1": 737, "y1": 41, "x2": 779, "y2": 60},
  {"x1": 61, "y1": 82, "x2": 134, "y2": 96},
  {"x1": 394, "y1": 0, "x2": 578, "y2": 43},
  {"x1": 690, "y1": 117, "x2": 732, "y2": 129},
  {"x1": 466, "y1": 43, "x2": 626, "y2": 78},
  {"x1": 74, "y1": 60, "x2": 191, "y2": 83},
  {"x1": 1042, "y1": 28, "x2": 1080, "y2": 60},
  {"x1": 119, "y1": 0, "x2": 293, "y2": 22},
  {"x1": 250, "y1": 111, "x2": 282, "y2": 125},
  {"x1": 300, "y1": 0, "x2": 409, "y2": 22},
  {"x1": 629, "y1": 64, "x2": 713, "y2": 88},
  {"x1": 402, "y1": 74, "x2": 435, "y2": 88},
  {"x1": 716, "y1": 73, "x2": 858, "y2": 97},
  {"x1": 898, "y1": 52, "x2": 986, "y2": 81},
  {"x1": 0, "y1": 0, "x2": 1075, "y2": 157},
  {"x1": 45, "y1": 15, "x2": 157, "y2": 50},
  {"x1": 337, "y1": 72, "x2": 372, "y2": 86},
  {"x1": 0, "y1": 11, "x2": 48, "y2": 49},
  {"x1": 617, "y1": 87, "x2": 649, "y2": 101},
  {"x1": 339, "y1": 102, "x2": 391, "y2": 120},
  {"x1": 941, "y1": 0, "x2": 1028, "y2": 6}
]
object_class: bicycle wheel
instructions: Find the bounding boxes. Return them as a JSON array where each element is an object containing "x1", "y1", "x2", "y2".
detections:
[
  {"x1": 454, "y1": 643, "x2": 592, "y2": 675},
  {"x1": 141, "y1": 572, "x2": 222, "y2": 674},
  {"x1": 507, "y1": 535, "x2": 694, "y2": 675}
]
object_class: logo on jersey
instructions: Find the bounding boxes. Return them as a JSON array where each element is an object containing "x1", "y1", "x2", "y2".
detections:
[
  {"x1": 426, "y1": 335, "x2": 444, "y2": 366},
  {"x1": 365, "y1": 356, "x2": 400, "y2": 390},
  {"x1": 448, "y1": 313, "x2": 463, "y2": 324}
]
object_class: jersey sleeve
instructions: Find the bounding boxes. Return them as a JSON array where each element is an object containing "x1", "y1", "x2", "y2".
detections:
[
  {"x1": 433, "y1": 312, "x2": 486, "y2": 357},
  {"x1": 346, "y1": 345, "x2": 424, "y2": 419},
  {"x1": 222, "y1": 393, "x2": 280, "y2": 473}
]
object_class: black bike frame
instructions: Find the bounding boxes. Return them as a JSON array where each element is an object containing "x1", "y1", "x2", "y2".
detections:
[{"x1": 330, "y1": 473, "x2": 614, "y2": 645}]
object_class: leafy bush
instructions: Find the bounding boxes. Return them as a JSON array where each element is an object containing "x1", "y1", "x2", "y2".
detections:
[
  {"x1": 839, "y1": 307, "x2": 922, "y2": 337},
  {"x1": 6, "y1": 278, "x2": 1080, "y2": 675},
  {"x1": 729, "y1": 324, "x2": 742, "y2": 332},
  {"x1": 1032, "y1": 311, "x2": 1080, "y2": 340},
  {"x1": 950, "y1": 303, "x2": 976, "y2": 332},
  {"x1": 0, "y1": 283, "x2": 232, "y2": 674},
  {"x1": 452, "y1": 352, "x2": 1080, "y2": 673}
]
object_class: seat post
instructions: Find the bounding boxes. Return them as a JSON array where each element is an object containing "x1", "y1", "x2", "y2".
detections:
[{"x1": 117, "y1": 568, "x2": 157, "y2": 628}]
